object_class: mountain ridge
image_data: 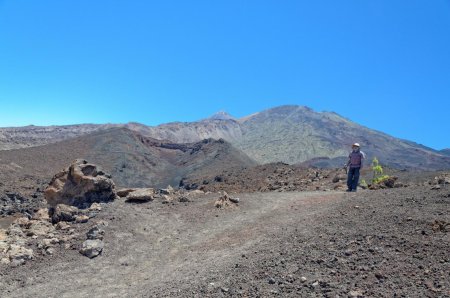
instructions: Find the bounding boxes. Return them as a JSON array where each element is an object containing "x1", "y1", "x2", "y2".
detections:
[
  {"x1": 0, "y1": 127, "x2": 256, "y2": 188},
  {"x1": 1, "y1": 105, "x2": 449, "y2": 170}
]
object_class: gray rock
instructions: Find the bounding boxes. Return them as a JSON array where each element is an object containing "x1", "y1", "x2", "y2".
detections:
[
  {"x1": 125, "y1": 188, "x2": 155, "y2": 203},
  {"x1": 7, "y1": 244, "x2": 33, "y2": 266},
  {"x1": 80, "y1": 239, "x2": 104, "y2": 258},
  {"x1": 51, "y1": 204, "x2": 80, "y2": 223},
  {"x1": 86, "y1": 226, "x2": 105, "y2": 240}
]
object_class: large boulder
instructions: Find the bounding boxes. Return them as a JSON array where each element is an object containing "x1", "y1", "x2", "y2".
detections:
[{"x1": 44, "y1": 159, "x2": 117, "y2": 208}]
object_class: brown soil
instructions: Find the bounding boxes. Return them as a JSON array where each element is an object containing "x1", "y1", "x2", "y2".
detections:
[
  {"x1": 181, "y1": 162, "x2": 415, "y2": 194},
  {"x1": 1, "y1": 183, "x2": 449, "y2": 297}
]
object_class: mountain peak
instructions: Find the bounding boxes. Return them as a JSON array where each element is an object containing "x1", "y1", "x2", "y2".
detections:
[{"x1": 208, "y1": 111, "x2": 236, "y2": 121}]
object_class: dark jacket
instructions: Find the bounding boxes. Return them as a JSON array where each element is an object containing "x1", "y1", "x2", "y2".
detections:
[{"x1": 348, "y1": 149, "x2": 365, "y2": 168}]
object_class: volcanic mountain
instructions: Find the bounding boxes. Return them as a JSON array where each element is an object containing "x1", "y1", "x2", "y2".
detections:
[
  {"x1": 1, "y1": 105, "x2": 449, "y2": 170},
  {"x1": 0, "y1": 128, "x2": 256, "y2": 189}
]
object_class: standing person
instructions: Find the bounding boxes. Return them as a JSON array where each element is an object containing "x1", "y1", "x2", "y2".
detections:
[{"x1": 346, "y1": 143, "x2": 365, "y2": 192}]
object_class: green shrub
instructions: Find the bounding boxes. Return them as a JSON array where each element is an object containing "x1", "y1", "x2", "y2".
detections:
[
  {"x1": 372, "y1": 175, "x2": 390, "y2": 185},
  {"x1": 359, "y1": 179, "x2": 368, "y2": 189},
  {"x1": 371, "y1": 157, "x2": 389, "y2": 184}
]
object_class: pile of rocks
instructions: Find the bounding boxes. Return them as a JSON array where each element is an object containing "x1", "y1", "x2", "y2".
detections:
[
  {"x1": 1, "y1": 160, "x2": 116, "y2": 266},
  {"x1": 0, "y1": 191, "x2": 45, "y2": 218}
]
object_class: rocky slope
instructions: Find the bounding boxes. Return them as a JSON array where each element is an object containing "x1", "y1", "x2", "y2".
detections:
[
  {"x1": 0, "y1": 124, "x2": 108, "y2": 150},
  {"x1": 0, "y1": 128, "x2": 256, "y2": 189},
  {"x1": 440, "y1": 149, "x2": 450, "y2": 156},
  {"x1": 1, "y1": 182, "x2": 449, "y2": 297},
  {"x1": 1, "y1": 105, "x2": 449, "y2": 170}
]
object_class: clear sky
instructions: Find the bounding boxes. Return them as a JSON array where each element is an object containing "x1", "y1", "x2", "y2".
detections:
[{"x1": 0, "y1": 1, "x2": 449, "y2": 149}]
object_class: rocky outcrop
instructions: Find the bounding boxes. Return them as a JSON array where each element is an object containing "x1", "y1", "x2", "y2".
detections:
[{"x1": 44, "y1": 159, "x2": 117, "y2": 208}]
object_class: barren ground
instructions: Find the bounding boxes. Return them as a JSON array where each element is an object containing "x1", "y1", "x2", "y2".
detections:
[{"x1": 1, "y1": 184, "x2": 449, "y2": 297}]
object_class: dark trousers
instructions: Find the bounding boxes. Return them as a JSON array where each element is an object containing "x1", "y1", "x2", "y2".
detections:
[{"x1": 347, "y1": 167, "x2": 360, "y2": 191}]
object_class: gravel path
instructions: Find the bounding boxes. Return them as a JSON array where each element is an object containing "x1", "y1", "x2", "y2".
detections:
[{"x1": 1, "y1": 186, "x2": 449, "y2": 297}]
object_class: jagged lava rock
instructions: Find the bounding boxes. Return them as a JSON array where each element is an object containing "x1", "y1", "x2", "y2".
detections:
[{"x1": 44, "y1": 159, "x2": 117, "y2": 208}]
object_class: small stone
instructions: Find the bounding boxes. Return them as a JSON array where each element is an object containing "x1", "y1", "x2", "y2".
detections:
[
  {"x1": 88, "y1": 203, "x2": 102, "y2": 212},
  {"x1": 32, "y1": 208, "x2": 50, "y2": 221},
  {"x1": 311, "y1": 281, "x2": 319, "y2": 288},
  {"x1": 86, "y1": 226, "x2": 105, "y2": 240},
  {"x1": 56, "y1": 222, "x2": 71, "y2": 230},
  {"x1": 41, "y1": 238, "x2": 59, "y2": 248},
  {"x1": 300, "y1": 276, "x2": 307, "y2": 283},
  {"x1": 268, "y1": 277, "x2": 276, "y2": 284},
  {"x1": 125, "y1": 188, "x2": 155, "y2": 203},
  {"x1": 75, "y1": 215, "x2": 89, "y2": 223},
  {"x1": 349, "y1": 289, "x2": 364, "y2": 297},
  {"x1": 229, "y1": 197, "x2": 240, "y2": 204},
  {"x1": 221, "y1": 287, "x2": 229, "y2": 293},
  {"x1": 80, "y1": 239, "x2": 104, "y2": 258},
  {"x1": 178, "y1": 196, "x2": 189, "y2": 203}
]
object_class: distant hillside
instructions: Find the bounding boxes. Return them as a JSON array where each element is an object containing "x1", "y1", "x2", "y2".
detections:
[
  {"x1": 1, "y1": 105, "x2": 450, "y2": 170},
  {"x1": 234, "y1": 106, "x2": 450, "y2": 170},
  {"x1": 440, "y1": 149, "x2": 450, "y2": 156},
  {"x1": 0, "y1": 128, "x2": 256, "y2": 188}
]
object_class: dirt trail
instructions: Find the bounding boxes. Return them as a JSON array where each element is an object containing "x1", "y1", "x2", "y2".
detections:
[
  {"x1": 0, "y1": 191, "x2": 343, "y2": 297},
  {"x1": 2, "y1": 185, "x2": 449, "y2": 297}
]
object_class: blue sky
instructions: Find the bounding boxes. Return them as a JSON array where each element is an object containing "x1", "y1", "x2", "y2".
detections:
[{"x1": 0, "y1": 1, "x2": 449, "y2": 149}]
